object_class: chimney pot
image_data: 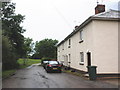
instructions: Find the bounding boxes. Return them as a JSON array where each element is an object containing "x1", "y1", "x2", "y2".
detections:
[{"x1": 75, "y1": 26, "x2": 79, "y2": 29}]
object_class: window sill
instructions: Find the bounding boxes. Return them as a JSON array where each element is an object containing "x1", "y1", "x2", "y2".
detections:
[
  {"x1": 79, "y1": 40, "x2": 84, "y2": 43},
  {"x1": 79, "y1": 62, "x2": 84, "y2": 65}
]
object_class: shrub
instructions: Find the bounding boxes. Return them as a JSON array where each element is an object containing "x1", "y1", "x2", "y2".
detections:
[{"x1": 2, "y1": 36, "x2": 19, "y2": 70}]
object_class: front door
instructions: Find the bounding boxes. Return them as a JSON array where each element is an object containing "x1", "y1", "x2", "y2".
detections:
[{"x1": 87, "y1": 52, "x2": 91, "y2": 66}]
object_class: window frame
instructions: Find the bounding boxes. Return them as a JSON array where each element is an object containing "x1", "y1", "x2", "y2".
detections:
[
  {"x1": 80, "y1": 52, "x2": 84, "y2": 65},
  {"x1": 68, "y1": 39, "x2": 71, "y2": 48},
  {"x1": 80, "y1": 30, "x2": 83, "y2": 40},
  {"x1": 79, "y1": 30, "x2": 84, "y2": 43}
]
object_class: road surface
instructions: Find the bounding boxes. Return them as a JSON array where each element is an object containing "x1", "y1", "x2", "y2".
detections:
[{"x1": 2, "y1": 64, "x2": 118, "y2": 88}]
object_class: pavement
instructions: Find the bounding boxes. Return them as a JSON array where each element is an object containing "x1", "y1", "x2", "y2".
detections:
[
  {"x1": 2, "y1": 64, "x2": 119, "y2": 88},
  {"x1": 98, "y1": 79, "x2": 120, "y2": 87}
]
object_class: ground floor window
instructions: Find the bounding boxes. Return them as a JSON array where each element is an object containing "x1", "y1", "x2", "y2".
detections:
[{"x1": 80, "y1": 52, "x2": 84, "y2": 65}]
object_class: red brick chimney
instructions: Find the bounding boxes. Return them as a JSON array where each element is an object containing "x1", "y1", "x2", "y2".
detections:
[{"x1": 95, "y1": 4, "x2": 105, "y2": 14}]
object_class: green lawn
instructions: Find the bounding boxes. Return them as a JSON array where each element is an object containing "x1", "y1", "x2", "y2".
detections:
[
  {"x1": 2, "y1": 59, "x2": 41, "y2": 79},
  {"x1": 18, "y1": 58, "x2": 41, "y2": 69},
  {"x1": 2, "y1": 69, "x2": 16, "y2": 79}
]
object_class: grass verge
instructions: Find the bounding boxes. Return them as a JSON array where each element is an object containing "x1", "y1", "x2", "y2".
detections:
[
  {"x1": 2, "y1": 59, "x2": 41, "y2": 79},
  {"x1": 2, "y1": 69, "x2": 16, "y2": 79},
  {"x1": 18, "y1": 58, "x2": 41, "y2": 69}
]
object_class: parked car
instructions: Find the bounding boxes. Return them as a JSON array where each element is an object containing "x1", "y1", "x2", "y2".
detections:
[
  {"x1": 45, "y1": 61, "x2": 62, "y2": 73},
  {"x1": 58, "y1": 61, "x2": 63, "y2": 66},
  {"x1": 42, "y1": 61, "x2": 49, "y2": 69}
]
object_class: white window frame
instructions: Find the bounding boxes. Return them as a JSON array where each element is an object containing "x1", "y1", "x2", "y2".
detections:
[
  {"x1": 80, "y1": 52, "x2": 84, "y2": 65},
  {"x1": 80, "y1": 30, "x2": 83, "y2": 41}
]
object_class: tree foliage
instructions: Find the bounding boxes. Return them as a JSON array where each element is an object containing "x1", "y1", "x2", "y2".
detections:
[
  {"x1": 1, "y1": 2, "x2": 25, "y2": 57},
  {"x1": 1, "y1": 2, "x2": 27, "y2": 70},
  {"x1": 23, "y1": 37, "x2": 34, "y2": 57},
  {"x1": 2, "y1": 36, "x2": 19, "y2": 70},
  {"x1": 32, "y1": 39, "x2": 58, "y2": 59}
]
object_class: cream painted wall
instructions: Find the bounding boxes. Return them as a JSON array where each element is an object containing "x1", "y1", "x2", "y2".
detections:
[
  {"x1": 57, "y1": 19, "x2": 119, "y2": 74},
  {"x1": 70, "y1": 21, "x2": 94, "y2": 72},
  {"x1": 58, "y1": 21, "x2": 95, "y2": 72},
  {"x1": 92, "y1": 20, "x2": 118, "y2": 74}
]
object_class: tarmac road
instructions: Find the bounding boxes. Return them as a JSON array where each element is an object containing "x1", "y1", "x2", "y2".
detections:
[{"x1": 2, "y1": 64, "x2": 118, "y2": 88}]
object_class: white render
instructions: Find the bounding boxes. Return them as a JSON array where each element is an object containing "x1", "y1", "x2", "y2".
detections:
[{"x1": 57, "y1": 10, "x2": 119, "y2": 74}]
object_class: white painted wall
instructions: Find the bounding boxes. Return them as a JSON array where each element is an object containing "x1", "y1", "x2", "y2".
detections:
[
  {"x1": 92, "y1": 20, "x2": 118, "y2": 74},
  {"x1": 69, "y1": 21, "x2": 94, "y2": 72},
  {"x1": 57, "y1": 19, "x2": 119, "y2": 74}
]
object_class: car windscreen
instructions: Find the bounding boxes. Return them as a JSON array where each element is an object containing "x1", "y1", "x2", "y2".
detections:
[
  {"x1": 43, "y1": 61, "x2": 48, "y2": 63},
  {"x1": 49, "y1": 61, "x2": 58, "y2": 64}
]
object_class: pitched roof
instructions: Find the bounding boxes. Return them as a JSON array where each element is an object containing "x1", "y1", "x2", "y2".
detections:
[
  {"x1": 57, "y1": 10, "x2": 120, "y2": 46},
  {"x1": 93, "y1": 9, "x2": 120, "y2": 18}
]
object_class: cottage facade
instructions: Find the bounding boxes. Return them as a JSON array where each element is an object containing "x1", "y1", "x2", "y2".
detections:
[{"x1": 57, "y1": 9, "x2": 119, "y2": 74}]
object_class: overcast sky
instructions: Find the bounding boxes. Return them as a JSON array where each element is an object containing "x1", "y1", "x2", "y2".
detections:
[{"x1": 12, "y1": 0, "x2": 119, "y2": 42}]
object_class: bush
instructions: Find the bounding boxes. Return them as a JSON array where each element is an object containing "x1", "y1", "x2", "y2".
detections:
[
  {"x1": 17, "y1": 59, "x2": 41, "y2": 69},
  {"x1": 2, "y1": 36, "x2": 19, "y2": 70}
]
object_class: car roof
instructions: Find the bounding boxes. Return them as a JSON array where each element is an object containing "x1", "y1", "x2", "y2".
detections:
[
  {"x1": 43, "y1": 61, "x2": 58, "y2": 63},
  {"x1": 43, "y1": 61, "x2": 48, "y2": 62},
  {"x1": 48, "y1": 61, "x2": 58, "y2": 62}
]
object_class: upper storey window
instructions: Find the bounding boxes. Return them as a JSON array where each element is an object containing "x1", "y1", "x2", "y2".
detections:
[
  {"x1": 79, "y1": 30, "x2": 84, "y2": 43},
  {"x1": 80, "y1": 30, "x2": 83, "y2": 40},
  {"x1": 68, "y1": 39, "x2": 71, "y2": 48}
]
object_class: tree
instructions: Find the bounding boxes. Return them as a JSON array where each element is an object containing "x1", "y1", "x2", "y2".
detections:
[
  {"x1": 1, "y1": 2, "x2": 26, "y2": 70},
  {"x1": 2, "y1": 35, "x2": 19, "y2": 70},
  {"x1": 33, "y1": 39, "x2": 58, "y2": 59},
  {"x1": 23, "y1": 37, "x2": 34, "y2": 57},
  {"x1": 1, "y1": 2, "x2": 26, "y2": 57},
  {"x1": 21, "y1": 37, "x2": 34, "y2": 65}
]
